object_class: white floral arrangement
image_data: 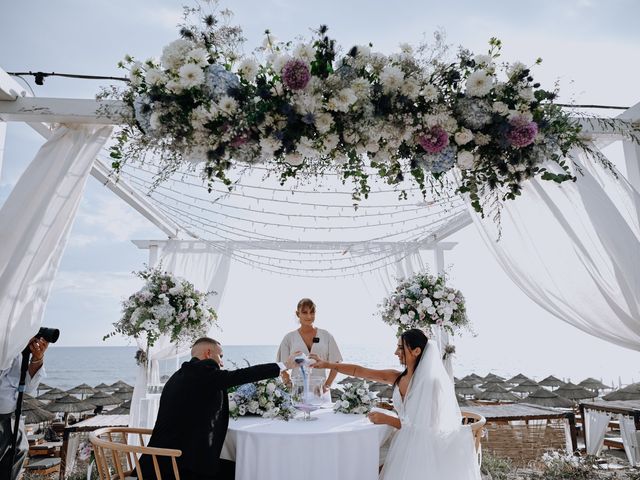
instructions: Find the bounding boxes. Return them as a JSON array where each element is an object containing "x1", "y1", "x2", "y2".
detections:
[
  {"x1": 380, "y1": 272, "x2": 468, "y2": 336},
  {"x1": 540, "y1": 450, "x2": 599, "y2": 476},
  {"x1": 104, "y1": 266, "x2": 217, "y2": 348},
  {"x1": 334, "y1": 381, "x2": 377, "y2": 414},
  {"x1": 98, "y1": 2, "x2": 635, "y2": 217},
  {"x1": 229, "y1": 378, "x2": 295, "y2": 420}
]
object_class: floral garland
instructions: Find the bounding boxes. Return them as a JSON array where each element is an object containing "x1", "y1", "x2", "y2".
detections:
[
  {"x1": 379, "y1": 272, "x2": 468, "y2": 336},
  {"x1": 228, "y1": 378, "x2": 295, "y2": 420},
  {"x1": 333, "y1": 381, "x2": 377, "y2": 414},
  {"x1": 102, "y1": 1, "x2": 607, "y2": 216},
  {"x1": 104, "y1": 266, "x2": 217, "y2": 348}
]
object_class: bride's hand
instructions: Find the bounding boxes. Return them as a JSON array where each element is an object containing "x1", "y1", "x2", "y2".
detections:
[
  {"x1": 367, "y1": 411, "x2": 391, "y2": 426},
  {"x1": 308, "y1": 354, "x2": 326, "y2": 368}
]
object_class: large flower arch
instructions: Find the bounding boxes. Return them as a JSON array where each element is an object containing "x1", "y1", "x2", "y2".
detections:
[{"x1": 104, "y1": 2, "x2": 626, "y2": 218}]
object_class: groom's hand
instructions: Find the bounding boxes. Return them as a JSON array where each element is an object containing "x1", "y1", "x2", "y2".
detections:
[{"x1": 284, "y1": 351, "x2": 303, "y2": 370}]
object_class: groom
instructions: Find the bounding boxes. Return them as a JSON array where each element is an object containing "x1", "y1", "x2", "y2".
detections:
[{"x1": 137, "y1": 337, "x2": 299, "y2": 480}]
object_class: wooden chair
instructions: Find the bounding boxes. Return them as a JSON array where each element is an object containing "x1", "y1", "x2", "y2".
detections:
[
  {"x1": 461, "y1": 410, "x2": 486, "y2": 465},
  {"x1": 89, "y1": 427, "x2": 182, "y2": 480}
]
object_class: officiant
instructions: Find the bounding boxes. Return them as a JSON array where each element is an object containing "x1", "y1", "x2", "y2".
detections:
[{"x1": 276, "y1": 298, "x2": 342, "y2": 399}]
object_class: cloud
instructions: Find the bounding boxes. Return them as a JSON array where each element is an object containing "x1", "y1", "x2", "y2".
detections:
[
  {"x1": 52, "y1": 271, "x2": 143, "y2": 299},
  {"x1": 75, "y1": 190, "x2": 160, "y2": 243}
]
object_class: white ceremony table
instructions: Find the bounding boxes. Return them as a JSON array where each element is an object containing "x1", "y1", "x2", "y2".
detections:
[{"x1": 220, "y1": 409, "x2": 395, "y2": 480}]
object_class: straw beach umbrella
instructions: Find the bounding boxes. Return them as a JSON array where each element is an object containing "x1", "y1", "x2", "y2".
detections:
[
  {"x1": 510, "y1": 380, "x2": 540, "y2": 395},
  {"x1": 68, "y1": 383, "x2": 96, "y2": 399},
  {"x1": 554, "y1": 383, "x2": 597, "y2": 401},
  {"x1": 37, "y1": 387, "x2": 66, "y2": 401},
  {"x1": 22, "y1": 400, "x2": 55, "y2": 424},
  {"x1": 460, "y1": 374, "x2": 483, "y2": 384},
  {"x1": 44, "y1": 394, "x2": 96, "y2": 425},
  {"x1": 484, "y1": 373, "x2": 506, "y2": 382},
  {"x1": 110, "y1": 380, "x2": 132, "y2": 389},
  {"x1": 578, "y1": 378, "x2": 609, "y2": 392},
  {"x1": 475, "y1": 384, "x2": 519, "y2": 402},
  {"x1": 479, "y1": 381, "x2": 509, "y2": 390},
  {"x1": 86, "y1": 391, "x2": 119, "y2": 407},
  {"x1": 519, "y1": 388, "x2": 575, "y2": 408},
  {"x1": 94, "y1": 382, "x2": 113, "y2": 391},
  {"x1": 455, "y1": 381, "x2": 480, "y2": 398},
  {"x1": 603, "y1": 383, "x2": 640, "y2": 401},
  {"x1": 507, "y1": 374, "x2": 532, "y2": 384},
  {"x1": 539, "y1": 375, "x2": 564, "y2": 389}
]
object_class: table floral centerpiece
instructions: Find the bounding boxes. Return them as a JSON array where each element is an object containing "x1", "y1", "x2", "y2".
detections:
[
  {"x1": 334, "y1": 381, "x2": 377, "y2": 415},
  {"x1": 229, "y1": 378, "x2": 295, "y2": 420}
]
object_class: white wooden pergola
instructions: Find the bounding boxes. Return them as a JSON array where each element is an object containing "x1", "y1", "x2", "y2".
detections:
[{"x1": 1, "y1": 67, "x2": 639, "y2": 272}]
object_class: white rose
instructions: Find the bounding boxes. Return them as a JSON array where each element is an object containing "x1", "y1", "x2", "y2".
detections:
[
  {"x1": 341, "y1": 400, "x2": 350, "y2": 409},
  {"x1": 492, "y1": 101, "x2": 509, "y2": 115},
  {"x1": 285, "y1": 152, "x2": 304, "y2": 166},
  {"x1": 454, "y1": 129, "x2": 474, "y2": 146},
  {"x1": 238, "y1": 58, "x2": 259, "y2": 81},
  {"x1": 456, "y1": 151, "x2": 475, "y2": 170}
]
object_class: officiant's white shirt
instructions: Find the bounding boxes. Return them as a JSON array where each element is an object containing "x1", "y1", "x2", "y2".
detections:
[{"x1": 276, "y1": 328, "x2": 342, "y2": 381}]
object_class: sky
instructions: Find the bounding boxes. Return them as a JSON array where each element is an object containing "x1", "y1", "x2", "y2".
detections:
[{"x1": 1, "y1": 0, "x2": 640, "y2": 384}]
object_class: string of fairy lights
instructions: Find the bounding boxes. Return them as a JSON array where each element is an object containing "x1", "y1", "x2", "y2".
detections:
[{"x1": 112, "y1": 155, "x2": 467, "y2": 278}]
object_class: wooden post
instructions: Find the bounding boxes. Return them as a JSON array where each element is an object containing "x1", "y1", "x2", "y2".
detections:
[
  {"x1": 566, "y1": 411, "x2": 578, "y2": 453},
  {"x1": 58, "y1": 427, "x2": 71, "y2": 480},
  {"x1": 578, "y1": 403, "x2": 586, "y2": 451}
]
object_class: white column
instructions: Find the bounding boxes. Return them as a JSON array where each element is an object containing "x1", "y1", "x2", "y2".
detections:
[
  {"x1": 433, "y1": 244, "x2": 445, "y2": 274},
  {"x1": 148, "y1": 243, "x2": 160, "y2": 268},
  {"x1": 623, "y1": 140, "x2": 640, "y2": 190},
  {"x1": 622, "y1": 140, "x2": 640, "y2": 230}
]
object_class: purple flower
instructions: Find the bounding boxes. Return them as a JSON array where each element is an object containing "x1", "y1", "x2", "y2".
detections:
[
  {"x1": 230, "y1": 135, "x2": 249, "y2": 148},
  {"x1": 418, "y1": 126, "x2": 449, "y2": 154},
  {"x1": 506, "y1": 117, "x2": 538, "y2": 148},
  {"x1": 282, "y1": 59, "x2": 311, "y2": 90}
]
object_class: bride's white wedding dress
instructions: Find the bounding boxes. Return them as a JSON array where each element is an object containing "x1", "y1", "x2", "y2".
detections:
[{"x1": 380, "y1": 343, "x2": 481, "y2": 479}]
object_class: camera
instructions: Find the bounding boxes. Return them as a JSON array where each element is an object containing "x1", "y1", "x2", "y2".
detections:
[{"x1": 35, "y1": 327, "x2": 60, "y2": 344}]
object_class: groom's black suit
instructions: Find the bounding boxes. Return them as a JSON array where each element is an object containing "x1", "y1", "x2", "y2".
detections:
[{"x1": 137, "y1": 357, "x2": 281, "y2": 480}]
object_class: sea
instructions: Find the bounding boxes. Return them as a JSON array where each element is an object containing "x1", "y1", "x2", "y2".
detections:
[
  {"x1": 43, "y1": 345, "x2": 401, "y2": 390},
  {"x1": 42, "y1": 345, "x2": 639, "y2": 391}
]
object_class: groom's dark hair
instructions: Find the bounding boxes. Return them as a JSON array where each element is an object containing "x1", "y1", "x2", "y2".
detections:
[
  {"x1": 394, "y1": 329, "x2": 428, "y2": 386},
  {"x1": 192, "y1": 337, "x2": 220, "y2": 348}
]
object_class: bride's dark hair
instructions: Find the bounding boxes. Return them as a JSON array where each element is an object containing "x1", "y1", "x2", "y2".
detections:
[{"x1": 394, "y1": 329, "x2": 428, "y2": 386}]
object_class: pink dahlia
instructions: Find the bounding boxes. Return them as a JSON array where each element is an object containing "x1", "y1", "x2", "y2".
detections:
[
  {"x1": 418, "y1": 126, "x2": 450, "y2": 154},
  {"x1": 282, "y1": 59, "x2": 311, "y2": 90},
  {"x1": 507, "y1": 119, "x2": 538, "y2": 148}
]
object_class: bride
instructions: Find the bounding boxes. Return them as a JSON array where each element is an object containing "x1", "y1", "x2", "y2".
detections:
[{"x1": 310, "y1": 329, "x2": 480, "y2": 479}]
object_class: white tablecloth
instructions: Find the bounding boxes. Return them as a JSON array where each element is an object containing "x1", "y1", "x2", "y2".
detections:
[{"x1": 220, "y1": 409, "x2": 394, "y2": 480}]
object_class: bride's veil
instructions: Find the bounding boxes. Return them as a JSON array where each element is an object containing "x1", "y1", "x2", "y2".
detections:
[
  {"x1": 404, "y1": 339, "x2": 461, "y2": 432},
  {"x1": 380, "y1": 341, "x2": 481, "y2": 479}
]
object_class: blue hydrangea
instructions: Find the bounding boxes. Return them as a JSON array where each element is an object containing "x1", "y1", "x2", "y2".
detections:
[
  {"x1": 420, "y1": 145, "x2": 457, "y2": 174},
  {"x1": 456, "y1": 98, "x2": 492, "y2": 129},
  {"x1": 236, "y1": 383, "x2": 258, "y2": 398},
  {"x1": 206, "y1": 64, "x2": 240, "y2": 98},
  {"x1": 133, "y1": 95, "x2": 152, "y2": 133}
]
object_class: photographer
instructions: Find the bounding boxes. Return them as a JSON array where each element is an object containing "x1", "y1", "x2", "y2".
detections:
[{"x1": 0, "y1": 336, "x2": 49, "y2": 480}]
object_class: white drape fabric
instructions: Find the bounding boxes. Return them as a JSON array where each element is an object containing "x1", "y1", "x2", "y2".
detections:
[
  {"x1": 584, "y1": 410, "x2": 612, "y2": 455},
  {"x1": 381, "y1": 342, "x2": 481, "y2": 479},
  {"x1": 129, "y1": 241, "x2": 232, "y2": 430},
  {"x1": 470, "y1": 149, "x2": 640, "y2": 351},
  {"x1": 618, "y1": 414, "x2": 640, "y2": 467},
  {"x1": 0, "y1": 125, "x2": 112, "y2": 369}
]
